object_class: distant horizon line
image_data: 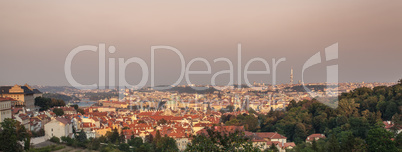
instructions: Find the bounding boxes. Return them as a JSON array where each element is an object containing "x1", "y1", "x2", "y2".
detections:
[{"x1": 16, "y1": 81, "x2": 397, "y2": 88}]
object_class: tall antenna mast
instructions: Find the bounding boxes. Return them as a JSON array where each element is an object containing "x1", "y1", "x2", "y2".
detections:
[{"x1": 290, "y1": 67, "x2": 293, "y2": 85}]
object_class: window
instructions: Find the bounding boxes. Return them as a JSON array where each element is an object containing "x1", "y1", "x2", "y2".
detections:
[{"x1": 51, "y1": 128, "x2": 53, "y2": 131}]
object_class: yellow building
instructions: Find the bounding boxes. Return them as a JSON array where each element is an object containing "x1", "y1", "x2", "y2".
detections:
[
  {"x1": 102, "y1": 101, "x2": 128, "y2": 109},
  {"x1": 0, "y1": 84, "x2": 42, "y2": 110},
  {"x1": 95, "y1": 127, "x2": 112, "y2": 138}
]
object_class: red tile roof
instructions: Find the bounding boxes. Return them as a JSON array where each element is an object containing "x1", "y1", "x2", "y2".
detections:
[
  {"x1": 256, "y1": 132, "x2": 287, "y2": 139},
  {"x1": 306, "y1": 134, "x2": 326, "y2": 142},
  {"x1": 55, "y1": 117, "x2": 72, "y2": 125},
  {"x1": 276, "y1": 142, "x2": 296, "y2": 149},
  {"x1": 0, "y1": 97, "x2": 16, "y2": 101},
  {"x1": 383, "y1": 121, "x2": 400, "y2": 129}
]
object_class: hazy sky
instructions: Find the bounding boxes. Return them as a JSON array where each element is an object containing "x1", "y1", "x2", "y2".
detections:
[{"x1": 0, "y1": 0, "x2": 401, "y2": 87}]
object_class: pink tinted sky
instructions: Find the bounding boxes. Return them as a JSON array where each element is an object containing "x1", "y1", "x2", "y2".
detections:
[{"x1": 0, "y1": 0, "x2": 401, "y2": 86}]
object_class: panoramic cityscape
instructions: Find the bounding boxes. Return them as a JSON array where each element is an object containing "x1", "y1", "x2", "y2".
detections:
[{"x1": 1, "y1": 1, "x2": 402, "y2": 152}]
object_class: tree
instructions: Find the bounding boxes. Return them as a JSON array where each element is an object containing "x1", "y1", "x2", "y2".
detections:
[
  {"x1": 49, "y1": 136, "x2": 60, "y2": 143},
  {"x1": 35, "y1": 97, "x2": 66, "y2": 111},
  {"x1": 185, "y1": 128, "x2": 259, "y2": 152},
  {"x1": 87, "y1": 138, "x2": 101, "y2": 150},
  {"x1": 156, "y1": 136, "x2": 179, "y2": 152},
  {"x1": 384, "y1": 102, "x2": 398, "y2": 120},
  {"x1": 77, "y1": 130, "x2": 87, "y2": 142},
  {"x1": 77, "y1": 108, "x2": 85, "y2": 114},
  {"x1": 366, "y1": 127, "x2": 397, "y2": 152},
  {"x1": 145, "y1": 134, "x2": 154, "y2": 143},
  {"x1": 0, "y1": 118, "x2": 30, "y2": 152},
  {"x1": 339, "y1": 131, "x2": 367, "y2": 152},
  {"x1": 395, "y1": 132, "x2": 402, "y2": 149},
  {"x1": 71, "y1": 104, "x2": 79, "y2": 110},
  {"x1": 24, "y1": 134, "x2": 30, "y2": 151},
  {"x1": 61, "y1": 136, "x2": 74, "y2": 145},
  {"x1": 101, "y1": 143, "x2": 121, "y2": 152},
  {"x1": 154, "y1": 130, "x2": 162, "y2": 145},
  {"x1": 326, "y1": 135, "x2": 340, "y2": 152},
  {"x1": 338, "y1": 99, "x2": 359, "y2": 117},
  {"x1": 225, "y1": 119, "x2": 240, "y2": 126},
  {"x1": 349, "y1": 117, "x2": 370, "y2": 139},
  {"x1": 128, "y1": 136, "x2": 143, "y2": 148},
  {"x1": 311, "y1": 140, "x2": 318, "y2": 152},
  {"x1": 108, "y1": 128, "x2": 120, "y2": 144},
  {"x1": 138, "y1": 142, "x2": 154, "y2": 152},
  {"x1": 157, "y1": 118, "x2": 168, "y2": 125},
  {"x1": 35, "y1": 97, "x2": 51, "y2": 110},
  {"x1": 119, "y1": 143, "x2": 130, "y2": 152},
  {"x1": 53, "y1": 108, "x2": 64, "y2": 116},
  {"x1": 227, "y1": 105, "x2": 235, "y2": 112},
  {"x1": 293, "y1": 123, "x2": 307, "y2": 144},
  {"x1": 269, "y1": 143, "x2": 279, "y2": 152}
]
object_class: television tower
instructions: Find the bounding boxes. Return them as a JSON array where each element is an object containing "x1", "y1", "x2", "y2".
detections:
[{"x1": 290, "y1": 67, "x2": 293, "y2": 85}]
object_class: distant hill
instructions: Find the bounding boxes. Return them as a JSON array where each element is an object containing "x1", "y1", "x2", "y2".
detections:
[
  {"x1": 32, "y1": 86, "x2": 80, "y2": 93},
  {"x1": 165, "y1": 86, "x2": 218, "y2": 94},
  {"x1": 141, "y1": 86, "x2": 219, "y2": 94},
  {"x1": 286, "y1": 84, "x2": 337, "y2": 92},
  {"x1": 43, "y1": 93, "x2": 80, "y2": 102}
]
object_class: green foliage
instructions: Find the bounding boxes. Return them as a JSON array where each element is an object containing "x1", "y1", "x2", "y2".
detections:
[
  {"x1": 29, "y1": 145, "x2": 65, "y2": 152},
  {"x1": 100, "y1": 143, "x2": 121, "y2": 152},
  {"x1": 88, "y1": 137, "x2": 101, "y2": 150},
  {"x1": 77, "y1": 130, "x2": 87, "y2": 142},
  {"x1": 34, "y1": 97, "x2": 66, "y2": 111},
  {"x1": 0, "y1": 118, "x2": 30, "y2": 152},
  {"x1": 84, "y1": 92, "x2": 119, "y2": 101},
  {"x1": 77, "y1": 108, "x2": 85, "y2": 114},
  {"x1": 43, "y1": 93, "x2": 78, "y2": 102},
  {"x1": 49, "y1": 136, "x2": 60, "y2": 143},
  {"x1": 367, "y1": 127, "x2": 397, "y2": 152},
  {"x1": 71, "y1": 104, "x2": 79, "y2": 110},
  {"x1": 118, "y1": 143, "x2": 130, "y2": 152},
  {"x1": 107, "y1": 128, "x2": 121, "y2": 144},
  {"x1": 53, "y1": 108, "x2": 64, "y2": 116},
  {"x1": 395, "y1": 132, "x2": 402, "y2": 149},
  {"x1": 326, "y1": 134, "x2": 340, "y2": 152},
  {"x1": 156, "y1": 136, "x2": 179, "y2": 152},
  {"x1": 268, "y1": 143, "x2": 278, "y2": 152},
  {"x1": 220, "y1": 105, "x2": 236, "y2": 114},
  {"x1": 128, "y1": 136, "x2": 144, "y2": 149},
  {"x1": 259, "y1": 80, "x2": 402, "y2": 151},
  {"x1": 185, "y1": 128, "x2": 260, "y2": 152},
  {"x1": 145, "y1": 134, "x2": 154, "y2": 143},
  {"x1": 31, "y1": 128, "x2": 45, "y2": 137},
  {"x1": 61, "y1": 136, "x2": 75, "y2": 146},
  {"x1": 153, "y1": 130, "x2": 162, "y2": 145},
  {"x1": 157, "y1": 118, "x2": 168, "y2": 125},
  {"x1": 221, "y1": 113, "x2": 260, "y2": 132}
]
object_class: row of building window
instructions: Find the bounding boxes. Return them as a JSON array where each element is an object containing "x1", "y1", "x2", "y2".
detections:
[{"x1": 0, "y1": 103, "x2": 11, "y2": 109}]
